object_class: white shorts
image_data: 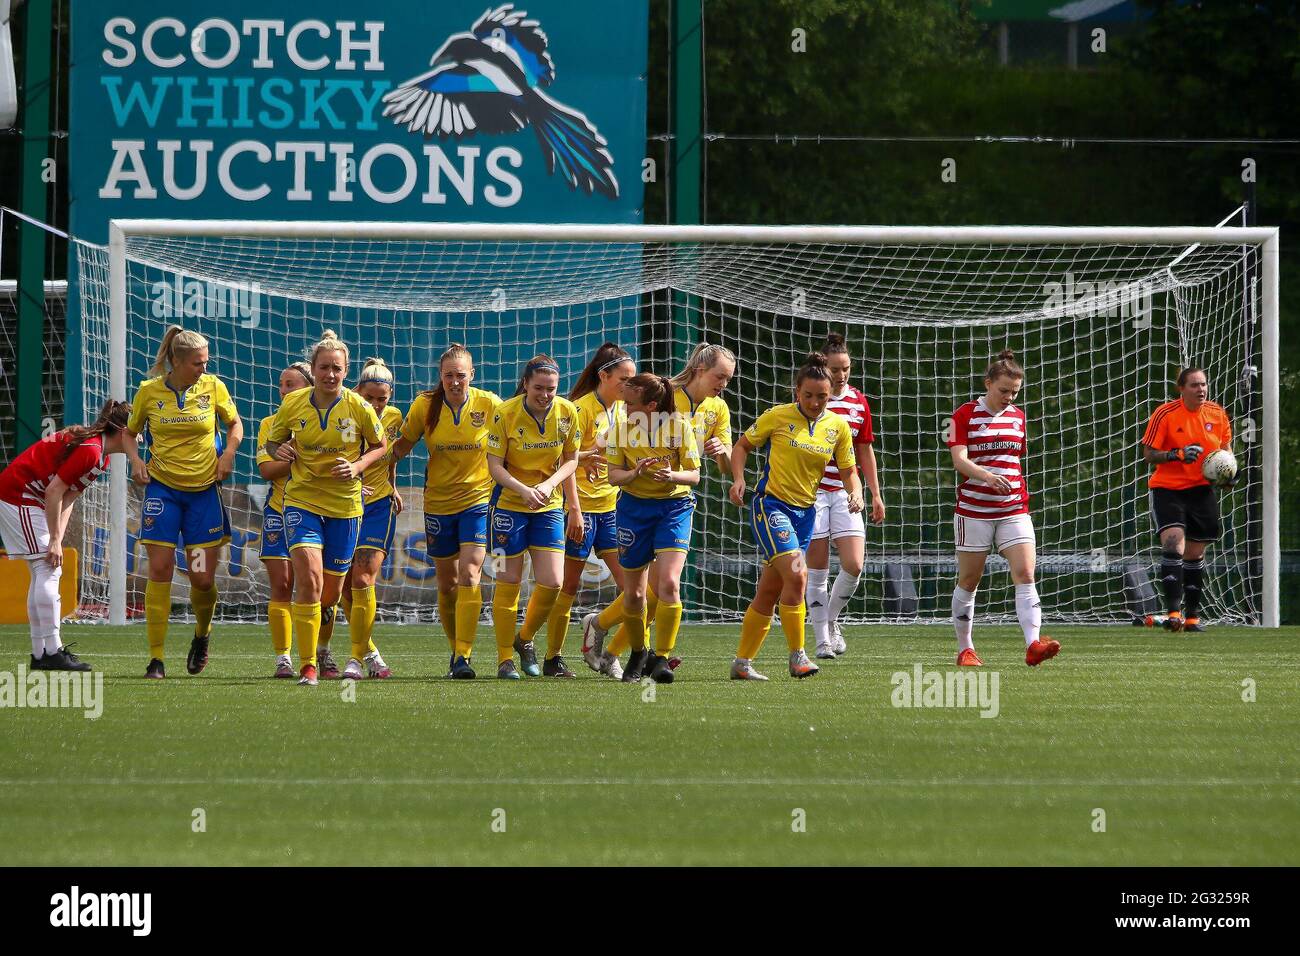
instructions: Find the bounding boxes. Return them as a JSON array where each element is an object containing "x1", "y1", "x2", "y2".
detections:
[
  {"x1": 0, "y1": 501, "x2": 49, "y2": 559},
  {"x1": 954, "y1": 512, "x2": 1035, "y2": 554},
  {"x1": 812, "y1": 488, "x2": 865, "y2": 541}
]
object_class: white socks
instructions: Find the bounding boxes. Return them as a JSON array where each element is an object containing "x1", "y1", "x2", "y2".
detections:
[
  {"x1": 952, "y1": 586, "x2": 976, "y2": 653},
  {"x1": 827, "y1": 570, "x2": 862, "y2": 623},
  {"x1": 806, "y1": 568, "x2": 830, "y2": 648},
  {"x1": 27, "y1": 558, "x2": 64, "y2": 657},
  {"x1": 1015, "y1": 582, "x2": 1041, "y2": 647},
  {"x1": 951, "y1": 583, "x2": 1040, "y2": 652},
  {"x1": 807, "y1": 567, "x2": 862, "y2": 649}
]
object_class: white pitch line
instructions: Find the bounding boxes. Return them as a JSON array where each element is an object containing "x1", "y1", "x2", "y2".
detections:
[{"x1": 0, "y1": 778, "x2": 1295, "y2": 788}]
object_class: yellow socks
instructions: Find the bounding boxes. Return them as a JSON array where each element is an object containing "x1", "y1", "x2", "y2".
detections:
[
  {"x1": 521, "y1": 584, "x2": 561, "y2": 645},
  {"x1": 268, "y1": 600, "x2": 292, "y2": 656},
  {"x1": 145, "y1": 579, "x2": 171, "y2": 661},
  {"x1": 779, "y1": 602, "x2": 807, "y2": 652},
  {"x1": 318, "y1": 601, "x2": 338, "y2": 646},
  {"x1": 623, "y1": 604, "x2": 648, "y2": 651},
  {"x1": 454, "y1": 585, "x2": 482, "y2": 659},
  {"x1": 493, "y1": 581, "x2": 522, "y2": 664},
  {"x1": 349, "y1": 586, "x2": 377, "y2": 661},
  {"x1": 546, "y1": 590, "x2": 576, "y2": 658},
  {"x1": 737, "y1": 605, "x2": 773, "y2": 660},
  {"x1": 438, "y1": 589, "x2": 458, "y2": 654},
  {"x1": 191, "y1": 583, "x2": 217, "y2": 637},
  {"x1": 597, "y1": 592, "x2": 625, "y2": 631},
  {"x1": 607, "y1": 624, "x2": 630, "y2": 657},
  {"x1": 654, "y1": 601, "x2": 683, "y2": 657},
  {"x1": 607, "y1": 586, "x2": 658, "y2": 656},
  {"x1": 291, "y1": 602, "x2": 322, "y2": 669}
]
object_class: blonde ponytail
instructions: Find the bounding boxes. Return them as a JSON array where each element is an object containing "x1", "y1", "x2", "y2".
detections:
[
  {"x1": 669, "y1": 341, "x2": 737, "y2": 388},
  {"x1": 358, "y1": 357, "x2": 395, "y2": 389},
  {"x1": 151, "y1": 326, "x2": 209, "y2": 377},
  {"x1": 309, "y1": 329, "x2": 349, "y2": 369}
]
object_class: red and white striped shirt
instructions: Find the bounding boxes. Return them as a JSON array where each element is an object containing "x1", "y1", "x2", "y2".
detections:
[
  {"x1": 946, "y1": 398, "x2": 1029, "y2": 519},
  {"x1": 819, "y1": 386, "x2": 874, "y2": 493},
  {"x1": 0, "y1": 433, "x2": 107, "y2": 508}
]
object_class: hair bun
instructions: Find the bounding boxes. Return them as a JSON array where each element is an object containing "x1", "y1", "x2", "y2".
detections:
[
  {"x1": 998, "y1": 349, "x2": 1016, "y2": 361},
  {"x1": 823, "y1": 332, "x2": 846, "y2": 348},
  {"x1": 803, "y1": 352, "x2": 828, "y2": 367}
]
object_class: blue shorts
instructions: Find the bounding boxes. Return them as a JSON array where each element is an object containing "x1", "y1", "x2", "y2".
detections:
[
  {"x1": 566, "y1": 509, "x2": 619, "y2": 561},
  {"x1": 357, "y1": 495, "x2": 398, "y2": 554},
  {"x1": 425, "y1": 503, "x2": 490, "y2": 560},
  {"x1": 259, "y1": 505, "x2": 289, "y2": 561},
  {"x1": 139, "y1": 480, "x2": 230, "y2": 551},
  {"x1": 616, "y1": 494, "x2": 694, "y2": 570},
  {"x1": 285, "y1": 506, "x2": 361, "y2": 577},
  {"x1": 751, "y1": 494, "x2": 815, "y2": 564},
  {"x1": 488, "y1": 505, "x2": 565, "y2": 558}
]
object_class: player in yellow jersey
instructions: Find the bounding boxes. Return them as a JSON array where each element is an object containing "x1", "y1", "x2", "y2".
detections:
[
  {"x1": 391, "y1": 344, "x2": 501, "y2": 679},
  {"x1": 729, "y1": 352, "x2": 861, "y2": 681},
  {"x1": 265, "y1": 330, "x2": 387, "y2": 686},
  {"x1": 485, "y1": 354, "x2": 583, "y2": 679},
  {"x1": 256, "y1": 361, "x2": 314, "y2": 678},
  {"x1": 556, "y1": 343, "x2": 635, "y2": 678},
  {"x1": 124, "y1": 326, "x2": 244, "y2": 680},
  {"x1": 583, "y1": 341, "x2": 735, "y2": 676},
  {"x1": 324, "y1": 357, "x2": 402, "y2": 681},
  {"x1": 606, "y1": 374, "x2": 701, "y2": 684}
]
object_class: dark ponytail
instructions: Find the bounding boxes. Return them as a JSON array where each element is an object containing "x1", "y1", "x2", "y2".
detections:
[
  {"x1": 794, "y1": 352, "x2": 832, "y2": 389},
  {"x1": 624, "y1": 373, "x2": 674, "y2": 413},
  {"x1": 820, "y1": 332, "x2": 849, "y2": 357},
  {"x1": 570, "y1": 342, "x2": 632, "y2": 400},
  {"x1": 57, "y1": 400, "x2": 130, "y2": 465},
  {"x1": 985, "y1": 349, "x2": 1025, "y2": 384}
]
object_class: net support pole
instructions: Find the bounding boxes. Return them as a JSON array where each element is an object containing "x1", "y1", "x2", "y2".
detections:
[
  {"x1": 108, "y1": 223, "x2": 128, "y2": 626},
  {"x1": 1259, "y1": 230, "x2": 1280, "y2": 628},
  {"x1": 670, "y1": 0, "x2": 703, "y2": 614},
  {"x1": 14, "y1": 0, "x2": 53, "y2": 457}
]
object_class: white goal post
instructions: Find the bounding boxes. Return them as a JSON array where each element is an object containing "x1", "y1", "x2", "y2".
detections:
[{"x1": 92, "y1": 220, "x2": 1280, "y2": 628}]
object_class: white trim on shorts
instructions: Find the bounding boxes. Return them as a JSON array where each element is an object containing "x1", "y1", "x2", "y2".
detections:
[
  {"x1": 811, "y1": 488, "x2": 866, "y2": 541},
  {"x1": 0, "y1": 500, "x2": 49, "y2": 559},
  {"x1": 954, "y1": 512, "x2": 1035, "y2": 554}
]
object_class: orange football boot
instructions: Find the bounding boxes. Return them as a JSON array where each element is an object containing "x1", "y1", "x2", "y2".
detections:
[{"x1": 1025, "y1": 638, "x2": 1061, "y2": 666}]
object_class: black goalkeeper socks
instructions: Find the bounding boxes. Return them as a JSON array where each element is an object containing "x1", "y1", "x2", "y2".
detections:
[
  {"x1": 1160, "y1": 551, "x2": 1184, "y2": 613},
  {"x1": 1183, "y1": 557, "x2": 1205, "y2": 618}
]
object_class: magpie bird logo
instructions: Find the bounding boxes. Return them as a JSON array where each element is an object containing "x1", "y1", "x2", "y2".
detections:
[{"x1": 382, "y1": 4, "x2": 619, "y2": 200}]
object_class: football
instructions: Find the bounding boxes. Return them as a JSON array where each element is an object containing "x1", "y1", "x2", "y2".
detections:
[{"x1": 1201, "y1": 448, "x2": 1238, "y2": 486}]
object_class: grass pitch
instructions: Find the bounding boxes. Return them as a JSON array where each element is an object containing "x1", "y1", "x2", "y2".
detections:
[{"x1": 1, "y1": 622, "x2": 1296, "y2": 866}]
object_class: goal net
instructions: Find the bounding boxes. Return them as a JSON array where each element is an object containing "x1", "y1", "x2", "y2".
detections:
[{"x1": 74, "y1": 222, "x2": 1280, "y2": 627}]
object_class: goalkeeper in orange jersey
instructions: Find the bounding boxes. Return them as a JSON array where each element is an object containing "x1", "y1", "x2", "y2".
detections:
[{"x1": 1140, "y1": 366, "x2": 1232, "y2": 633}]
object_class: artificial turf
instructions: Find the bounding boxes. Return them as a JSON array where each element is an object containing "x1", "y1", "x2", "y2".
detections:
[{"x1": 1, "y1": 623, "x2": 1296, "y2": 866}]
